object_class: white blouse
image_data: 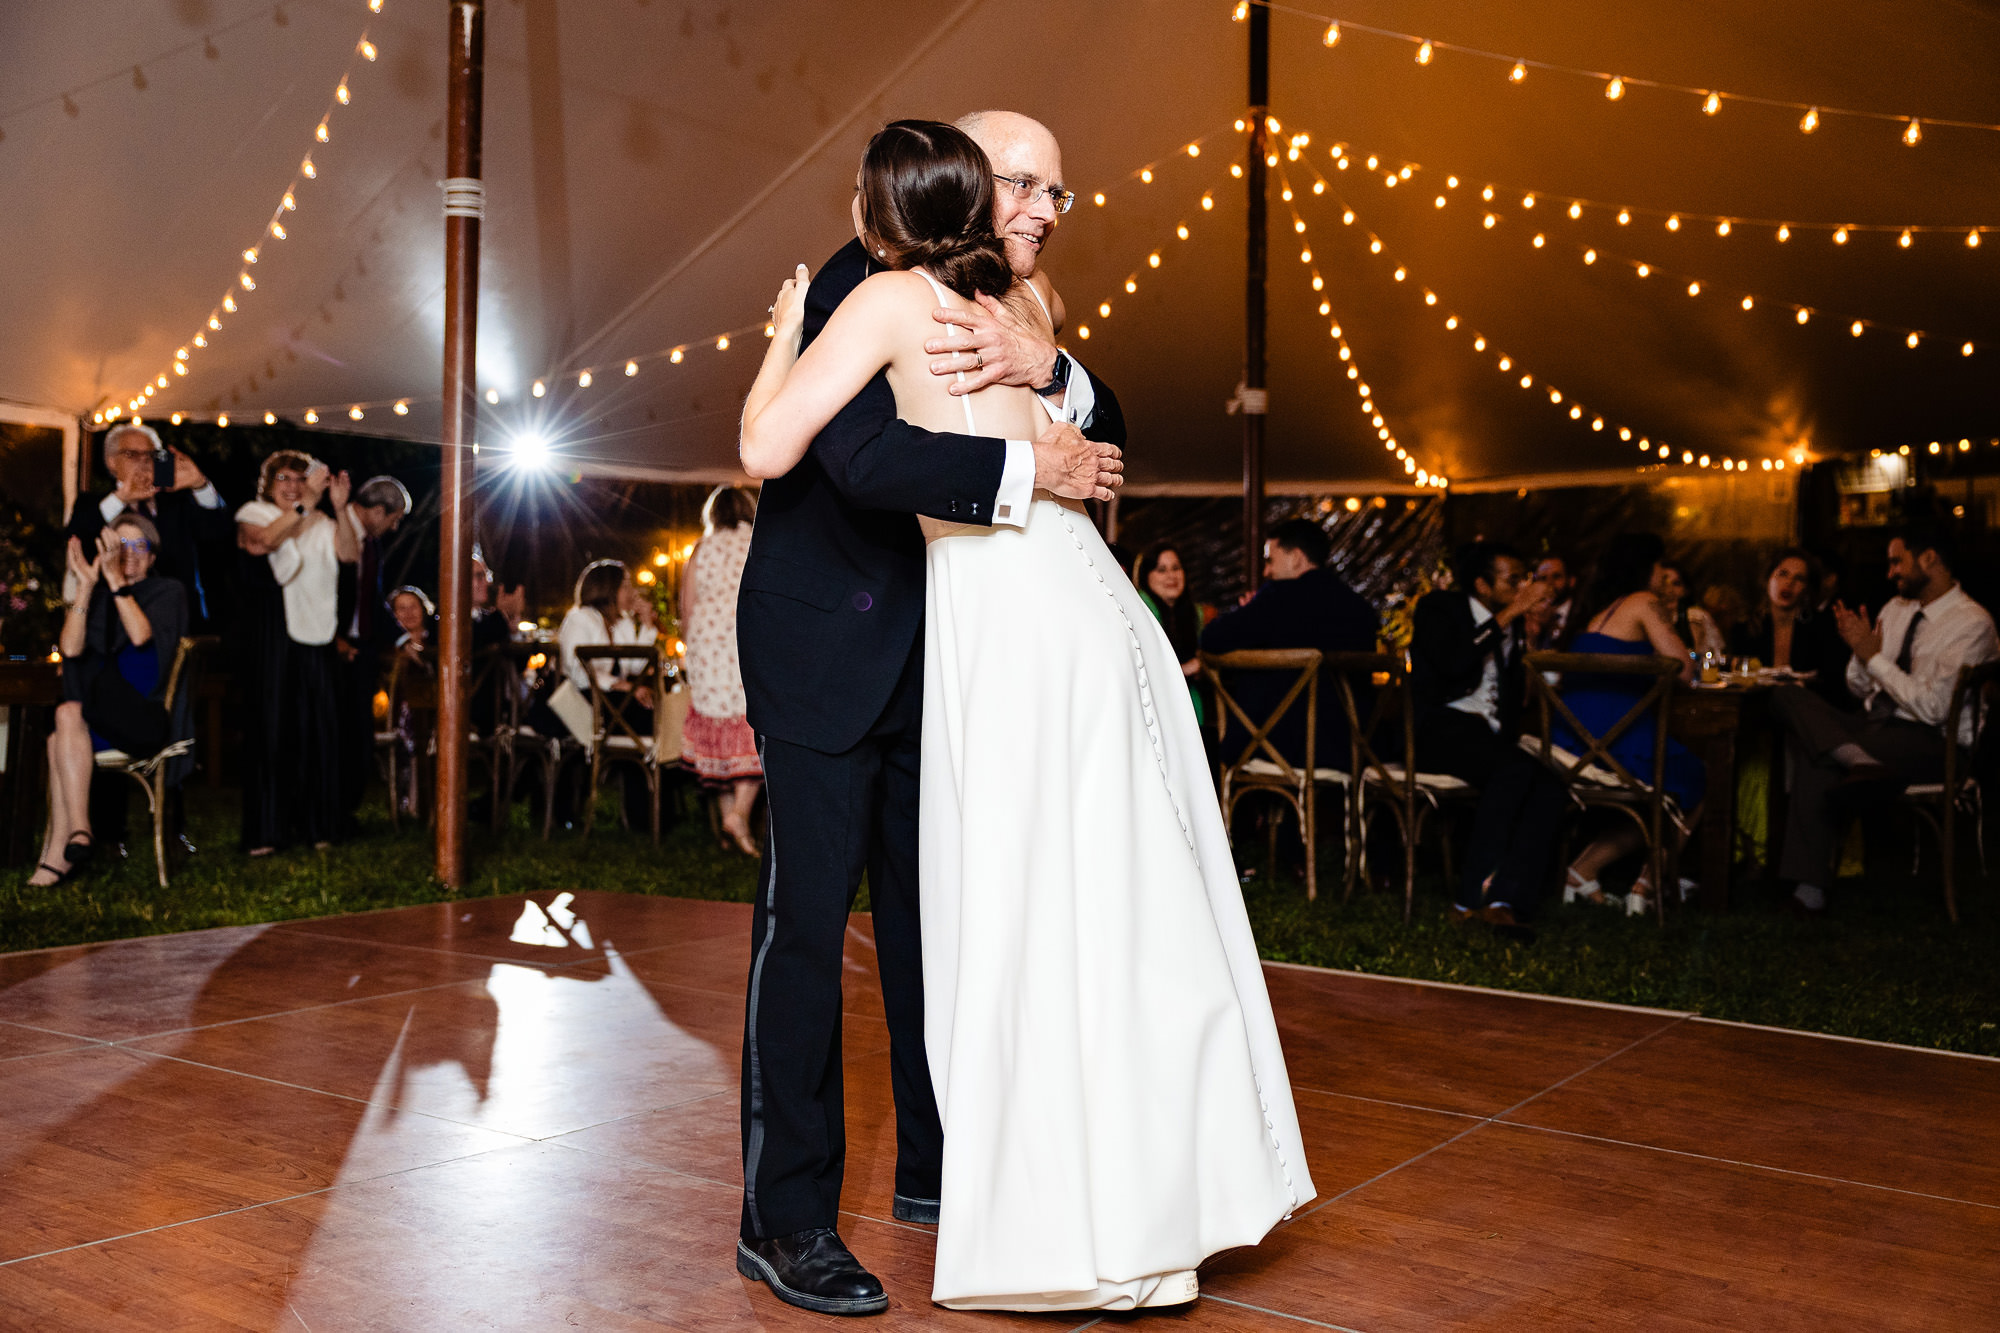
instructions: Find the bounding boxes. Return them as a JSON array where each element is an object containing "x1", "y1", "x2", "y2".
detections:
[{"x1": 236, "y1": 499, "x2": 340, "y2": 645}]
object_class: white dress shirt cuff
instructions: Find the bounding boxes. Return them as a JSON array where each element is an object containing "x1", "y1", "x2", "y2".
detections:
[
  {"x1": 1059, "y1": 356, "x2": 1098, "y2": 429},
  {"x1": 191, "y1": 482, "x2": 222, "y2": 509},
  {"x1": 992, "y1": 439, "x2": 1035, "y2": 529},
  {"x1": 98, "y1": 492, "x2": 126, "y2": 522},
  {"x1": 1865, "y1": 651, "x2": 1897, "y2": 682}
]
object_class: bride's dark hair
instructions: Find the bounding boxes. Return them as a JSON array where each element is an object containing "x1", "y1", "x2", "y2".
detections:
[{"x1": 857, "y1": 119, "x2": 1013, "y2": 300}]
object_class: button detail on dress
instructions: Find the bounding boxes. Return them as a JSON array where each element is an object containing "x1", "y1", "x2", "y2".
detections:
[{"x1": 851, "y1": 592, "x2": 873, "y2": 612}]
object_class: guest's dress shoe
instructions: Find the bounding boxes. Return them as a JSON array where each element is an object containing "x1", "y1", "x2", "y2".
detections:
[
  {"x1": 891, "y1": 1193, "x2": 939, "y2": 1225},
  {"x1": 737, "y1": 1228, "x2": 888, "y2": 1316}
]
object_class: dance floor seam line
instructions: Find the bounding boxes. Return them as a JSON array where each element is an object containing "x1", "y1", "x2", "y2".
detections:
[
  {"x1": 1262, "y1": 959, "x2": 1697, "y2": 1019},
  {"x1": 1204, "y1": 1293, "x2": 1372, "y2": 1331},
  {"x1": 1287, "y1": 1014, "x2": 1692, "y2": 1224},
  {"x1": 0, "y1": 1184, "x2": 338, "y2": 1271},
  {"x1": 93, "y1": 969, "x2": 575, "y2": 1044},
  {"x1": 1495, "y1": 1119, "x2": 2000, "y2": 1212}
]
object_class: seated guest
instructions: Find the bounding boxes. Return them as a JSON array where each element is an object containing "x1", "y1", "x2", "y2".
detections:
[
  {"x1": 1558, "y1": 533, "x2": 1706, "y2": 915},
  {"x1": 1411, "y1": 542, "x2": 1571, "y2": 929},
  {"x1": 1728, "y1": 548, "x2": 1852, "y2": 709},
  {"x1": 1774, "y1": 523, "x2": 1998, "y2": 916},
  {"x1": 1200, "y1": 518, "x2": 1378, "y2": 771},
  {"x1": 67, "y1": 423, "x2": 229, "y2": 630},
  {"x1": 1525, "y1": 551, "x2": 1577, "y2": 651},
  {"x1": 387, "y1": 585, "x2": 435, "y2": 662},
  {"x1": 29, "y1": 519, "x2": 188, "y2": 886},
  {"x1": 470, "y1": 549, "x2": 526, "y2": 652},
  {"x1": 1135, "y1": 541, "x2": 1213, "y2": 727},
  {"x1": 1652, "y1": 558, "x2": 1699, "y2": 656},
  {"x1": 550, "y1": 558, "x2": 652, "y2": 828},
  {"x1": 1688, "y1": 584, "x2": 1743, "y2": 661}
]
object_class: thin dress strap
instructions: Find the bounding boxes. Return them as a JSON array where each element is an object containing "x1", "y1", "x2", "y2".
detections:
[{"x1": 915, "y1": 268, "x2": 978, "y2": 435}]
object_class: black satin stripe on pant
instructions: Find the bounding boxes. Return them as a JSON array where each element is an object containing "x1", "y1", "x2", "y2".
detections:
[
  {"x1": 241, "y1": 621, "x2": 343, "y2": 851},
  {"x1": 739, "y1": 639, "x2": 941, "y2": 1242}
]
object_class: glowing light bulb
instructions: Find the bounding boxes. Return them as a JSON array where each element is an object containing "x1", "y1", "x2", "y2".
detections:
[
  {"x1": 1741, "y1": 295, "x2": 1754, "y2": 311},
  {"x1": 1323, "y1": 22, "x2": 1340, "y2": 45},
  {"x1": 1666, "y1": 214, "x2": 1681, "y2": 231},
  {"x1": 1567, "y1": 201, "x2": 1582, "y2": 220},
  {"x1": 1703, "y1": 91, "x2": 1721, "y2": 116},
  {"x1": 223, "y1": 295, "x2": 237, "y2": 312},
  {"x1": 1076, "y1": 326, "x2": 1089, "y2": 339},
  {"x1": 1383, "y1": 172, "x2": 1396, "y2": 186},
  {"x1": 263, "y1": 411, "x2": 277, "y2": 425},
  {"x1": 577, "y1": 370, "x2": 592, "y2": 388},
  {"x1": 194, "y1": 335, "x2": 206, "y2": 347},
  {"x1": 301, "y1": 156, "x2": 316, "y2": 178},
  {"x1": 1176, "y1": 223, "x2": 1189, "y2": 239},
  {"x1": 1366, "y1": 155, "x2": 1379, "y2": 171},
  {"x1": 170, "y1": 412, "x2": 182, "y2": 425},
  {"x1": 1124, "y1": 278, "x2": 1137, "y2": 293},
  {"x1": 1687, "y1": 281, "x2": 1700, "y2": 296},
  {"x1": 271, "y1": 222, "x2": 286, "y2": 240},
  {"x1": 1293, "y1": 219, "x2": 1306, "y2": 234},
  {"x1": 1482, "y1": 185, "x2": 1494, "y2": 201},
  {"x1": 1186, "y1": 143, "x2": 1200, "y2": 157},
  {"x1": 1498, "y1": 356, "x2": 1511, "y2": 371},
  {"x1": 1342, "y1": 209, "x2": 1355, "y2": 225},
  {"x1": 1399, "y1": 165, "x2": 1412, "y2": 180},
  {"x1": 1483, "y1": 214, "x2": 1497, "y2": 229},
  {"x1": 1635, "y1": 264, "x2": 1649, "y2": 278},
  {"x1": 1319, "y1": 301, "x2": 1331, "y2": 315},
  {"x1": 1339, "y1": 345, "x2": 1351, "y2": 361},
  {"x1": 716, "y1": 336, "x2": 730, "y2": 350},
  {"x1": 1445, "y1": 315, "x2": 1458, "y2": 329},
  {"x1": 1906, "y1": 331, "x2": 1920, "y2": 348},
  {"x1": 1313, "y1": 181, "x2": 1326, "y2": 195},
  {"x1": 1683, "y1": 451, "x2": 1694, "y2": 464},
  {"x1": 1416, "y1": 40, "x2": 1433, "y2": 65},
  {"x1": 239, "y1": 272, "x2": 255, "y2": 289},
  {"x1": 1093, "y1": 192, "x2": 1106, "y2": 206},
  {"x1": 1796, "y1": 308, "x2": 1810, "y2": 324},
  {"x1": 1800, "y1": 107, "x2": 1819, "y2": 134},
  {"x1": 1522, "y1": 193, "x2": 1535, "y2": 209},
  {"x1": 1149, "y1": 251, "x2": 1162, "y2": 267},
  {"x1": 304, "y1": 409, "x2": 318, "y2": 423},
  {"x1": 216, "y1": 414, "x2": 228, "y2": 428},
  {"x1": 1899, "y1": 229, "x2": 1913, "y2": 248},
  {"x1": 1777, "y1": 224, "x2": 1791, "y2": 242},
  {"x1": 625, "y1": 360, "x2": 638, "y2": 376},
  {"x1": 1231, "y1": 164, "x2": 1243, "y2": 178},
  {"x1": 1509, "y1": 61, "x2": 1526, "y2": 83},
  {"x1": 484, "y1": 388, "x2": 499, "y2": 403},
  {"x1": 369, "y1": 0, "x2": 382, "y2": 10},
  {"x1": 670, "y1": 349, "x2": 684, "y2": 363},
  {"x1": 1311, "y1": 274, "x2": 1324, "y2": 291},
  {"x1": 1851, "y1": 320, "x2": 1865, "y2": 337},
  {"x1": 1903, "y1": 118, "x2": 1922, "y2": 146},
  {"x1": 1230, "y1": 0, "x2": 1247, "y2": 19},
  {"x1": 1605, "y1": 76, "x2": 1625, "y2": 100},
  {"x1": 1435, "y1": 195, "x2": 1447, "y2": 208},
  {"x1": 1549, "y1": 389, "x2": 1563, "y2": 404},
  {"x1": 1717, "y1": 220, "x2": 1731, "y2": 237},
  {"x1": 1570, "y1": 405, "x2": 1583, "y2": 420},
  {"x1": 1424, "y1": 291, "x2": 1437, "y2": 305},
  {"x1": 1620, "y1": 427, "x2": 1632, "y2": 441},
  {"x1": 1201, "y1": 193, "x2": 1214, "y2": 211},
  {"x1": 1583, "y1": 249, "x2": 1597, "y2": 264},
  {"x1": 1369, "y1": 238, "x2": 1382, "y2": 253},
  {"x1": 360, "y1": 39, "x2": 377, "y2": 60},
  {"x1": 336, "y1": 80, "x2": 350, "y2": 105},
  {"x1": 155, "y1": 375, "x2": 168, "y2": 388},
  {"x1": 1099, "y1": 301, "x2": 1111, "y2": 317},
  {"x1": 349, "y1": 406, "x2": 364, "y2": 420},
  {"x1": 1968, "y1": 230, "x2": 1981, "y2": 248},
  {"x1": 1833, "y1": 227, "x2": 1849, "y2": 245},
  {"x1": 532, "y1": 379, "x2": 546, "y2": 398},
  {"x1": 315, "y1": 120, "x2": 329, "y2": 143},
  {"x1": 173, "y1": 362, "x2": 186, "y2": 376},
  {"x1": 1392, "y1": 264, "x2": 1404, "y2": 279},
  {"x1": 394, "y1": 399, "x2": 410, "y2": 414},
  {"x1": 1616, "y1": 209, "x2": 1631, "y2": 225},
  {"x1": 1302, "y1": 247, "x2": 1315, "y2": 263},
  {"x1": 1963, "y1": 342, "x2": 1975, "y2": 356},
  {"x1": 1139, "y1": 168, "x2": 1153, "y2": 184},
  {"x1": 1532, "y1": 234, "x2": 1545, "y2": 248},
  {"x1": 1474, "y1": 337, "x2": 1486, "y2": 351}
]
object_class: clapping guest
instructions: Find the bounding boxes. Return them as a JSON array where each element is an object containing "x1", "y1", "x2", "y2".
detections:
[
  {"x1": 680, "y1": 486, "x2": 763, "y2": 856},
  {"x1": 235, "y1": 452, "x2": 358, "y2": 854},
  {"x1": 1557, "y1": 534, "x2": 1705, "y2": 914},
  {"x1": 66, "y1": 423, "x2": 229, "y2": 629},
  {"x1": 1773, "y1": 523, "x2": 1998, "y2": 916},
  {"x1": 1524, "y1": 552, "x2": 1577, "y2": 651},
  {"x1": 28, "y1": 518, "x2": 188, "y2": 886},
  {"x1": 1134, "y1": 541, "x2": 1212, "y2": 726}
]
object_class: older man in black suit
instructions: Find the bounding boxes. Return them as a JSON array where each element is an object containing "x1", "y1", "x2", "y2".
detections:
[
  {"x1": 733, "y1": 111, "x2": 1123, "y2": 1317},
  {"x1": 1199, "y1": 518, "x2": 1380, "y2": 774},
  {"x1": 66, "y1": 423, "x2": 230, "y2": 629}
]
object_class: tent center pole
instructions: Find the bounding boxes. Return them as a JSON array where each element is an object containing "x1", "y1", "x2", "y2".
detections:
[
  {"x1": 436, "y1": 0, "x2": 484, "y2": 888},
  {"x1": 1243, "y1": 2, "x2": 1270, "y2": 593}
]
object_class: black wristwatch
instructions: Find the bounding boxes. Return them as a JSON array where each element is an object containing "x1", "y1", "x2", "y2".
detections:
[
  {"x1": 1035, "y1": 349, "x2": 1072, "y2": 399},
  {"x1": 112, "y1": 586, "x2": 137, "y2": 599}
]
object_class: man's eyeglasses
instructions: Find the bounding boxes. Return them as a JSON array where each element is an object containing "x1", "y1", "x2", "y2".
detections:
[{"x1": 993, "y1": 174, "x2": 1075, "y2": 214}]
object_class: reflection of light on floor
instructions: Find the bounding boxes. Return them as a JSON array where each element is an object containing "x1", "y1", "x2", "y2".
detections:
[{"x1": 509, "y1": 892, "x2": 594, "y2": 949}]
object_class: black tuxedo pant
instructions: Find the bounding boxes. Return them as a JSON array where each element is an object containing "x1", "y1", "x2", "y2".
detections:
[
  {"x1": 1417, "y1": 707, "x2": 1570, "y2": 916},
  {"x1": 740, "y1": 640, "x2": 941, "y2": 1241}
]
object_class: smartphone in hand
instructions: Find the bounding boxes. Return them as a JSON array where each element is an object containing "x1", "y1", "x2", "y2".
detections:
[{"x1": 152, "y1": 448, "x2": 176, "y2": 492}]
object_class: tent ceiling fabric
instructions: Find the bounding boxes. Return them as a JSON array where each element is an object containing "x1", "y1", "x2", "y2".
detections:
[{"x1": 4, "y1": 0, "x2": 1998, "y2": 487}]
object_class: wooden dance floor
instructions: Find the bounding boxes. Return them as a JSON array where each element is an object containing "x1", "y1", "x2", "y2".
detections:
[{"x1": 0, "y1": 890, "x2": 1995, "y2": 1330}]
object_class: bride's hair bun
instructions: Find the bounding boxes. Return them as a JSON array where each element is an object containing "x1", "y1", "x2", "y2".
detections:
[{"x1": 857, "y1": 120, "x2": 1014, "y2": 300}]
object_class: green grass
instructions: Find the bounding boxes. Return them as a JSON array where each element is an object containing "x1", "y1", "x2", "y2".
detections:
[{"x1": 5, "y1": 783, "x2": 1996, "y2": 1059}]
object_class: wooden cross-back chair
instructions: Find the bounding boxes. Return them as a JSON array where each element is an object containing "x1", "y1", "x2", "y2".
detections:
[
  {"x1": 377, "y1": 650, "x2": 437, "y2": 829},
  {"x1": 1521, "y1": 651, "x2": 1685, "y2": 925},
  {"x1": 1200, "y1": 648, "x2": 1343, "y2": 900},
  {"x1": 92, "y1": 634, "x2": 213, "y2": 888},
  {"x1": 466, "y1": 643, "x2": 524, "y2": 831},
  {"x1": 1904, "y1": 659, "x2": 2000, "y2": 923},
  {"x1": 573, "y1": 644, "x2": 688, "y2": 842}
]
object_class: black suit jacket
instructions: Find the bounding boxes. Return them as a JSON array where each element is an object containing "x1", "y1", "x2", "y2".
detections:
[
  {"x1": 738, "y1": 238, "x2": 1127, "y2": 754},
  {"x1": 67, "y1": 488, "x2": 231, "y2": 630},
  {"x1": 1199, "y1": 566, "x2": 1379, "y2": 769},
  {"x1": 1410, "y1": 588, "x2": 1526, "y2": 736}
]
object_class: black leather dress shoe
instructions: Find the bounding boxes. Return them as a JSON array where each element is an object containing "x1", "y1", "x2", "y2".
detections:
[
  {"x1": 891, "y1": 1193, "x2": 939, "y2": 1225},
  {"x1": 737, "y1": 1229, "x2": 889, "y2": 1316}
]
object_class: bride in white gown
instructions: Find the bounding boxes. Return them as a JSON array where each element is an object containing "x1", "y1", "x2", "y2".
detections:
[{"x1": 741, "y1": 119, "x2": 1313, "y2": 1313}]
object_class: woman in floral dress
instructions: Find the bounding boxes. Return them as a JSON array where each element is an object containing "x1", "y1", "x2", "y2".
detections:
[{"x1": 681, "y1": 485, "x2": 762, "y2": 854}]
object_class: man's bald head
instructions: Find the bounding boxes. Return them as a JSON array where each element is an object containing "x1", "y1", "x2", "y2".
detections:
[{"x1": 956, "y1": 110, "x2": 1065, "y2": 278}]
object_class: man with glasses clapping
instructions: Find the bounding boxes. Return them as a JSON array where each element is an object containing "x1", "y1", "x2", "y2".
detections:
[{"x1": 66, "y1": 422, "x2": 230, "y2": 632}]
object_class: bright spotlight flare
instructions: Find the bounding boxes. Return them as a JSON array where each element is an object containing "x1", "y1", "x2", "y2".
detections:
[{"x1": 509, "y1": 431, "x2": 553, "y2": 470}]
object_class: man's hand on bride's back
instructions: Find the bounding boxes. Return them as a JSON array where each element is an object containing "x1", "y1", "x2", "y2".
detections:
[
  {"x1": 926, "y1": 293, "x2": 1060, "y2": 395},
  {"x1": 1032, "y1": 420, "x2": 1123, "y2": 503}
]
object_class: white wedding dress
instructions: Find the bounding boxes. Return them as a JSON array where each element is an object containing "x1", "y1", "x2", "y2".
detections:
[{"x1": 913, "y1": 271, "x2": 1315, "y2": 1311}]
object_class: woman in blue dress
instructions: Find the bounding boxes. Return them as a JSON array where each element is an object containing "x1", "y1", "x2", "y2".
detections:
[{"x1": 1555, "y1": 532, "x2": 1705, "y2": 914}]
